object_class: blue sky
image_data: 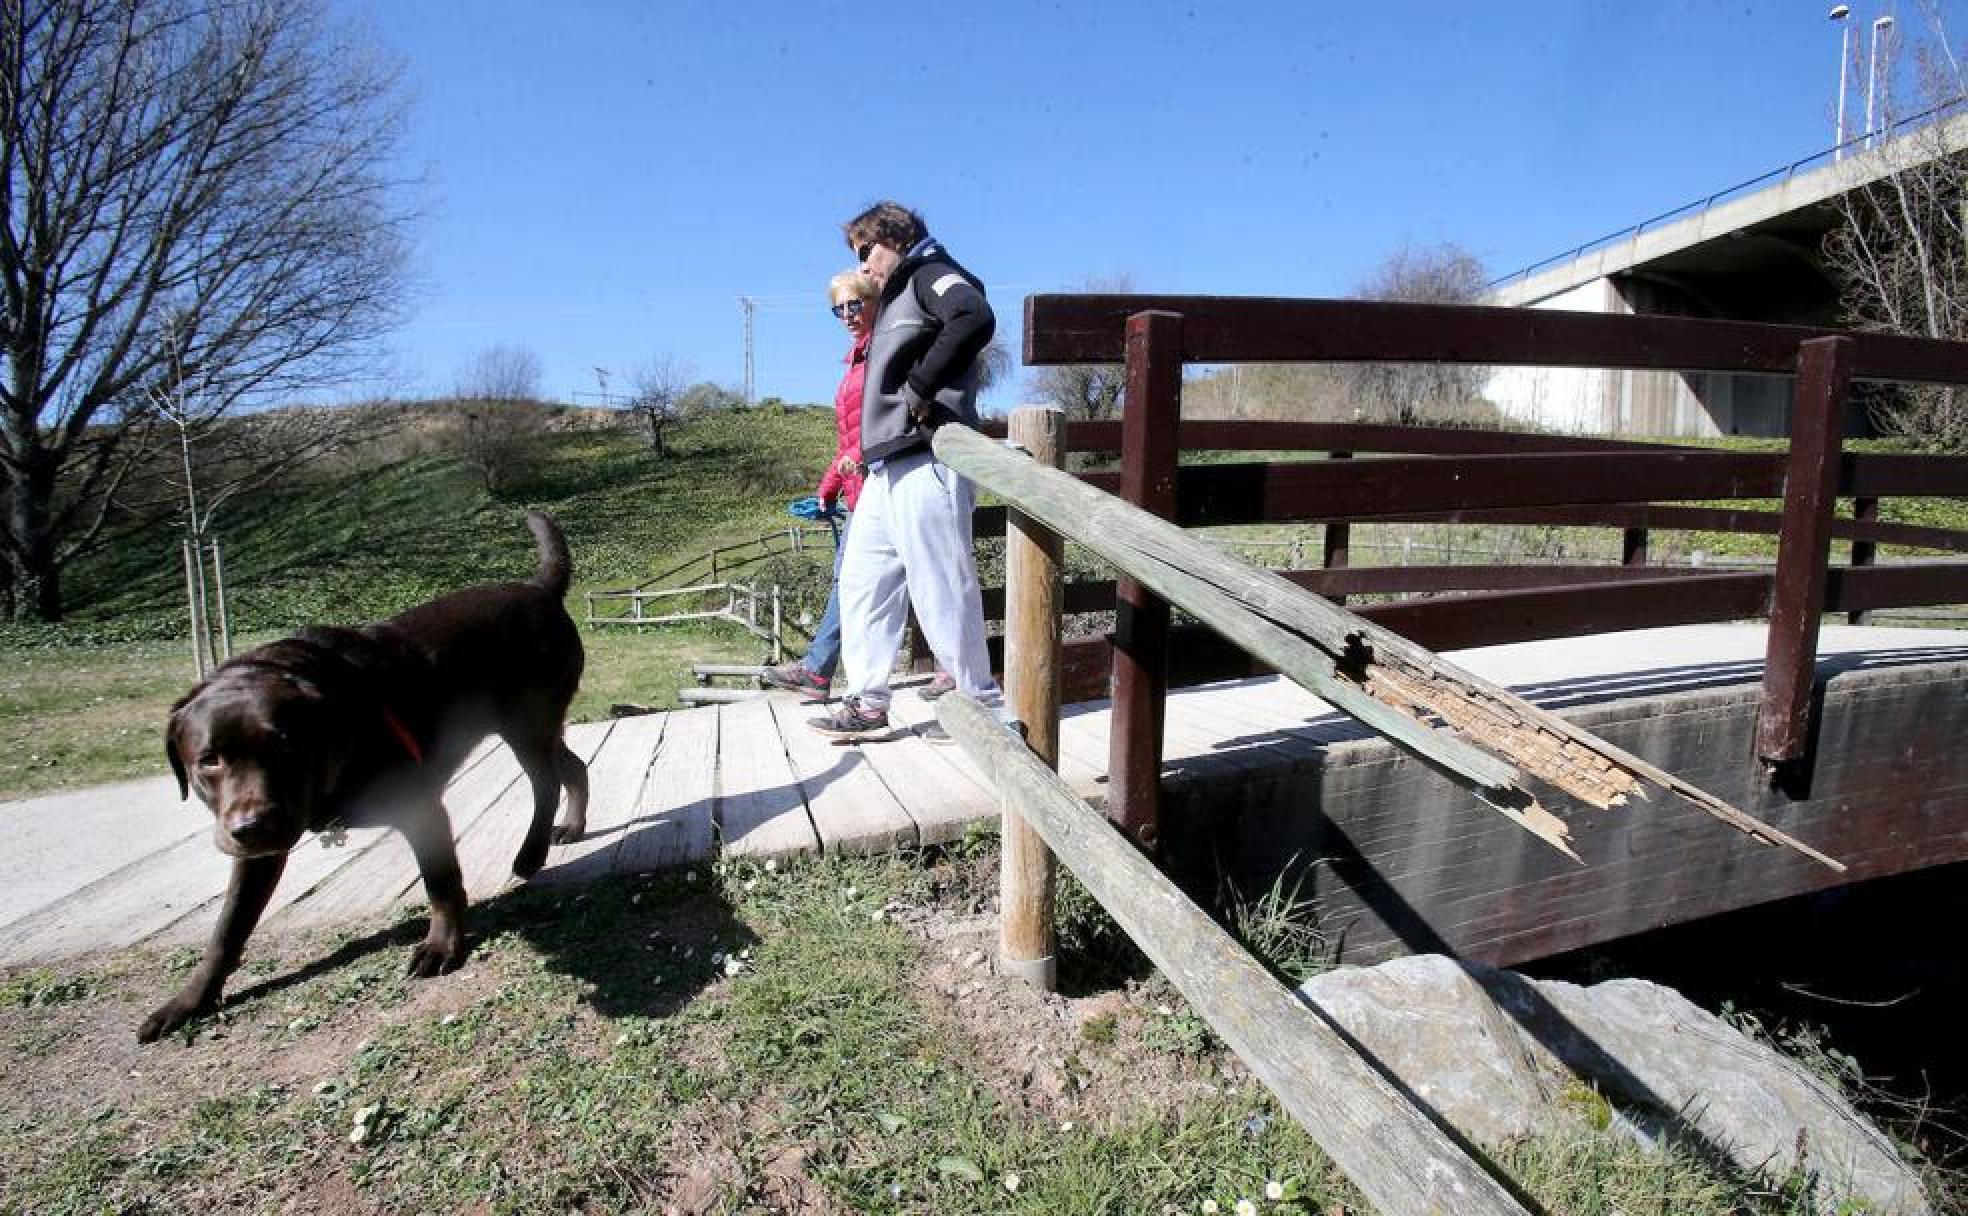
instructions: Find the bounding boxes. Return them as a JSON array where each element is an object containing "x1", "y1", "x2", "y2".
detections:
[{"x1": 332, "y1": 0, "x2": 1962, "y2": 411}]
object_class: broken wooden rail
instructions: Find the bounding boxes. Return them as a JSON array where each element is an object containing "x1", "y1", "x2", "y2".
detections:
[
  {"x1": 934, "y1": 420, "x2": 1840, "y2": 871},
  {"x1": 936, "y1": 693, "x2": 1532, "y2": 1216}
]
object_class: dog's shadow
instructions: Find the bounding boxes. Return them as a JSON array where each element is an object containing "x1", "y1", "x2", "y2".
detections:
[{"x1": 219, "y1": 870, "x2": 754, "y2": 1026}]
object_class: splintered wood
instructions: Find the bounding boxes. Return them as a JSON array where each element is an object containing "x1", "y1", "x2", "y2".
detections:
[
  {"x1": 928, "y1": 422, "x2": 1846, "y2": 874},
  {"x1": 1348, "y1": 658, "x2": 1644, "y2": 810}
]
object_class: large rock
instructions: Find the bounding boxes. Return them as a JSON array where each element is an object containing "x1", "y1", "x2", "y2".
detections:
[{"x1": 1296, "y1": 955, "x2": 1930, "y2": 1216}]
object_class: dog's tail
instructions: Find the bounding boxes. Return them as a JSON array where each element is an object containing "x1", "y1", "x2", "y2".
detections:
[{"x1": 526, "y1": 511, "x2": 572, "y2": 596}]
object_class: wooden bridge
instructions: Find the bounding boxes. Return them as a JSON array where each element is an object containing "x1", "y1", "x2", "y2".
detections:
[
  {"x1": 4, "y1": 292, "x2": 1965, "y2": 980},
  {"x1": 5, "y1": 621, "x2": 1961, "y2": 972}
]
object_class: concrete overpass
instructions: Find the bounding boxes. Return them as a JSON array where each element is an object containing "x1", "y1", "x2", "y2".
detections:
[{"x1": 1486, "y1": 106, "x2": 1968, "y2": 437}]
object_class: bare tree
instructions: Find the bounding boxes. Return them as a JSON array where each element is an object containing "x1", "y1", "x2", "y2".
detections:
[
  {"x1": 678, "y1": 380, "x2": 745, "y2": 415},
  {"x1": 1823, "y1": 5, "x2": 1967, "y2": 449},
  {"x1": 453, "y1": 343, "x2": 546, "y2": 493},
  {"x1": 1027, "y1": 272, "x2": 1134, "y2": 421},
  {"x1": 455, "y1": 343, "x2": 543, "y2": 404},
  {"x1": 1342, "y1": 242, "x2": 1491, "y2": 426},
  {"x1": 133, "y1": 329, "x2": 358, "y2": 571},
  {"x1": 973, "y1": 334, "x2": 1013, "y2": 395},
  {"x1": 626, "y1": 354, "x2": 693, "y2": 457},
  {"x1": 0, "y1": 0, "x2": 410, "y2": 621}
]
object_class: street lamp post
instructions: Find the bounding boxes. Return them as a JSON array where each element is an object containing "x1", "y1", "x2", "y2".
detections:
[
  {"x1": 1866, "y1": 14, "x2": 1895, "y2": 148},
  {"x1": 1830, "y1": 5, "x2": 1852, "y2": 158}
]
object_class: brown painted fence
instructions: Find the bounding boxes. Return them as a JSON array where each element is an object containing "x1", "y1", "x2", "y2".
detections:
[{"x1": 951, "y1": 294, "x2": 1968, "y2": 849}]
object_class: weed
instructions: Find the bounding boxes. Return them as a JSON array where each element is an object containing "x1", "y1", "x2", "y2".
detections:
[
  {"x1": 1218, "y1": 860, "x2": 1335, "y2": 985},
  {"x1": 1143, "y1": 1006, "x2": 1219, "y2": 1058},
  {"x1": 1053, "y1": 870, "x2": 1150, "y2": 990},
  {"x1": 0, "y1": 969, "x2": 93, "y2": 1008},
  {"x1": 1081, "y1": 1012, "x2": 1118, "y2": 1046}
]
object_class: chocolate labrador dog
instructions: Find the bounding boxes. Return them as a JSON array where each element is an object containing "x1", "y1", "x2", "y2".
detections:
[{"x1": 139, "y1": 512, "x2": 589, "y2": 1043}]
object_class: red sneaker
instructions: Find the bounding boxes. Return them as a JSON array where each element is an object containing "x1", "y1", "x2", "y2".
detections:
[{"x1": 760, "y1": 662, "x2": 830, "y2": 699}]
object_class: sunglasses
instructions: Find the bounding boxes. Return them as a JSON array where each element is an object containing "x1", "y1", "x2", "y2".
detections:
[
  {"x1": 830, "y1": 298, "x2": 866, "y2": 320},
  {"x1": 854, "y1": 241, "x2": 877, "y2": 263}
]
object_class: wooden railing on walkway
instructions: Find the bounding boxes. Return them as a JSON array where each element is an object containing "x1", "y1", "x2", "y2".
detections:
[{"x1": 991, "y1": 294, "x2": 1968, "y2": 847}]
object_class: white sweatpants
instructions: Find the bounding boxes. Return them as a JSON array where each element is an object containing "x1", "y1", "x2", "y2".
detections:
[{"x1": 837, "y1": 447, "x2": 1001, "y2": 712}]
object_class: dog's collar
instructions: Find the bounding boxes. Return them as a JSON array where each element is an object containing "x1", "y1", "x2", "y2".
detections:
[{"x1": 381, "y1": 708, "x2": 424, "y2": 765}]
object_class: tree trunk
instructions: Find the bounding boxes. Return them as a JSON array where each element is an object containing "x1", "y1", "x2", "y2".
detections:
[{"x1": 4, "y1": 454, "x2": 63, "y2": 622}]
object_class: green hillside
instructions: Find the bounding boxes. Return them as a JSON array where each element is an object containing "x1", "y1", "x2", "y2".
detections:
[
  {"x1": 1, "y1": 403, "x2": 846, "y2": 799},
  {"x1": 39, "y1": 403, "x2": 837, "y2": 638}
]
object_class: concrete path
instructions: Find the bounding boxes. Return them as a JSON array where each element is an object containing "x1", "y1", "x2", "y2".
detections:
[{"x1": 2, "y1": 624, "x2": 1962, "y2": 967}]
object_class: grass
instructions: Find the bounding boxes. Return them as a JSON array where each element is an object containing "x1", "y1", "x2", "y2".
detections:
[
  {"x1": 0, "y1": 846, "x2": 1909, "y2": 1215},
  {"x1": 0, "y1": 406, "x2": 842, "y2": 801}
]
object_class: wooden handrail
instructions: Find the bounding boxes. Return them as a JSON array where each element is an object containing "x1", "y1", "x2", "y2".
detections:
[
  {"x1": 1012, "y1": 293, "x2": 1968, "y2": 781},
  {"x1": 1025, "y1": 293, "x2": 1968, "y2": 385}
]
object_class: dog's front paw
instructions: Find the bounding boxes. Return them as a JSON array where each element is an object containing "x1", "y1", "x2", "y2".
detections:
[
  {"x1": 511, "y1": 838, "x2": 549, "y2": 879},
  {"x1": 137, "y1": 993, "x2": 208, "y2": 1044},
  {"x1": 406, "y1": 932, "x2": 465, "y2": 979},
  {"x1": 549, "y1": 822, "x2": 584, "y2": 846}
]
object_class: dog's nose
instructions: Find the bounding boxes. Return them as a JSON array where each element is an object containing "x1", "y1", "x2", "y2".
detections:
[{"x1": 224, "y1": 805, "x2": 284, "y2": 848}]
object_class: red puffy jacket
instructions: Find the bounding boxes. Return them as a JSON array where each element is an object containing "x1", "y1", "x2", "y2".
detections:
[{"x1": 816, "y1": 330, "x2": 870, "y2": 510}]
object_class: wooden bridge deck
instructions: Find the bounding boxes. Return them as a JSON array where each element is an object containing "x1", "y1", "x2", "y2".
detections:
[{"x1": 2, "y1": 624, "x2": 1963, "y2": 968}]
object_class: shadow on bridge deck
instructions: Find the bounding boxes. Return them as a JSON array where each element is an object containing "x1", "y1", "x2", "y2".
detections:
[{"x1": 1, "y1": 623, "x2": 1961, "y2": 970}]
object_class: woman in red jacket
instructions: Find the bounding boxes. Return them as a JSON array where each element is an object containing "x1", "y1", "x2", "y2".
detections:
[{"x1": 760, "y1": 271, "x2": 876, "y2": 697}]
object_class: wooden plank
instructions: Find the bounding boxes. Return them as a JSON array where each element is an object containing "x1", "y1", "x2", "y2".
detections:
[
  {"x1": 534, "y1": 713, "x2": 664, "y2": 886},
  {"x1": 1164, "y1": 681, "x2": 1333, "y2": 769},
  {"x1": 885, "y1": 695, "x2": 994, "y2": 800},
  {"x1": 1845, "y1": 451, "x2": 1968, "y2": 496},
  {"x1": 1758, "y1": 336, "x2": 1853, "y2": 765},
  {"x1": 771, "y1": 695, "x2": 918, "y2": 856},
  {"x1": 452, "y1": 722, "x2": 616, "y2": 901},
  {"x1": 1830, "y1": 562, "x2": 1968, "y2": 611},
  {"x1": 715, "y1": 698, "x2": 819, "y2": 860},
  {"x1": 1161, "y1": 452, "x2": 1787, "y2": 528},
  {"x1": 937, "y1": 694, "x2": 1532, "y2": 1216},
  {"x1": 611, "y1": 705, "x2": 719, "y2": 875},
  {"x1": 265, "y1": 747, "x2": 525, "y2": 932},
  {"x1": 1053, "y1": 700, "x2": 1115, "y2": 799},
  {"x1": 1036, "y1": 418, "x2": 1684, "y2": 456},
  {"x1": 0, "y1": 777, "x2": 205, "y2": 938},
  {"x1": 1301, "y1": 502, "x2": 1968, "y2": 555},
  {"x1": 847, "y1": 700, "x2": 1000, "y2": 845},
  {"x1": 0, "y1": 831, "x2": 235, "y2": 964},
  {"x1": 1023, "y1": 292, "x2": 1968, "y2": 386}
]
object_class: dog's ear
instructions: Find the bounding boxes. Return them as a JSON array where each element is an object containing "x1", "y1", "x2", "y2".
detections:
[
  {"x1": 164, "y1": 686, "x2": 199, "y2": 801},
  {"x1": 165, "y1": 719, "x2": 188, "y2": 800}
]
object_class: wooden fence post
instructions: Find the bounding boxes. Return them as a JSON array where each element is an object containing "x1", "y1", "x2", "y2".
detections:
[
  {"x1": 181, "y1": 537, "x2": 206, "y2": 680},
  {"x1": 207, "y1": 539, "x2": 232, "y2": 660},
  {"x1": 1847, "y1": 496, "x2": 1878, "y2": 625},
  {"x1": 1000, "y1": 407, "x2": 1065, "y2": 990},
  {"x1": 770, "y1": 584, "x2": 783, "y2": 664},
  {"x1": 1621, "y1": 526, "x2": 1650, "y2": 568},
  {"x1": 1322, "y1": 450, "x2": 1352, "y2": 604},
  {"x1": 1109, "y1": 310, "x2": 1183, "y2": 851},
  {"x1": 1757, "y1": 335, "x2": 1854, "y2": 768}
]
